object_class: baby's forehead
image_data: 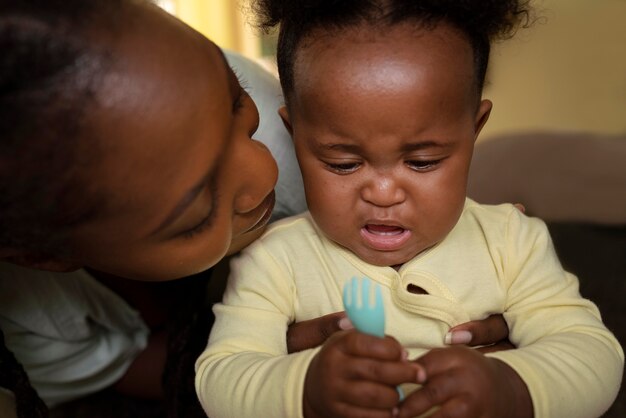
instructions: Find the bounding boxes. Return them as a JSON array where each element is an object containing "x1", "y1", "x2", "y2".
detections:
[{"x1": 291, "y1": 22, "x2": 476, "y2": 96}]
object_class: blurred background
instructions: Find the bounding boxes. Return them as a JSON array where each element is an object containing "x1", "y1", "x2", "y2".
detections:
[{"x1": 157, "y1": 0, "x2": 626, "y2": 141}]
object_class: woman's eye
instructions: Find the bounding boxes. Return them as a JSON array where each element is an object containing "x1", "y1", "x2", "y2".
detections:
[
  {"x1": 232, "y1": 88, "x2": 247, "y2": 114},
  {"x1": 179, "y1": 212, "x2": 214, "y2": 240},
  {"x1": 406, "y1": 159, "x2": 441, "y2": 171},
  {"x1": 325, "y1": 162, "x2": 360, "y2": 174}
]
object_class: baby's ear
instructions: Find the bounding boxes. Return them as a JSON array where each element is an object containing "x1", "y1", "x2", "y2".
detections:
[
  {"x1": 0, "y1": 248, "x2": 81, "y2": 272},
  {"x1": 278, "y1": 106, "x2": 293, "y2": 136},
  {"x1": 474, "y1": 99, "x2": 492, "y2": 140}
]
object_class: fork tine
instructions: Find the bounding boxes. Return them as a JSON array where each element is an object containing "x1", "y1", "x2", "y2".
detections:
[
  {"x1": 351, "y1": 276, "x2": 359, "y2": 308},
  {"x1": 343, "y1": 278, "x2": 350, "y2": 307},
  {"x1": 374, "y1": 282, "x2": 383, "y2": 309},
  {"x1": 361, "y1": 276, "x2": 370, "y2": 307}
]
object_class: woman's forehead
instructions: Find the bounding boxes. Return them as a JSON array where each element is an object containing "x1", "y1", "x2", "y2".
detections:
[{"x1": 82, "y1": 10, "x2": 233, "y2": 221}]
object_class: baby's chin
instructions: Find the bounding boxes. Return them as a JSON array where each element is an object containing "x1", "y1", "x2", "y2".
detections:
[{"x1": 351, "y1": 247, "x2": 417, "y2": 268}]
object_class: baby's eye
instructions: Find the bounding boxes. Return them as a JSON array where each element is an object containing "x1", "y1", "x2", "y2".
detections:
[
  {"x1": 325, "y1": 161, "x2": 360, "y2": 174},
  {"x1": 406, "y1": 159, "x2": 441, "y2": 171}
]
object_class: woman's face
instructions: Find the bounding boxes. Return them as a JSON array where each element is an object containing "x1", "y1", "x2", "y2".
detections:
[{"x1": 66, "y1": 4, "x2": 277, "y2": 280}]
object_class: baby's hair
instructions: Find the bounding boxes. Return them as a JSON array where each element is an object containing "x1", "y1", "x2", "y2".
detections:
[
  {"x1": 251, "y1": 0, "x2": 532, "y2": 102},
  {"x1": 0, "y1": 0, "x2": 125, "y2": 255}
]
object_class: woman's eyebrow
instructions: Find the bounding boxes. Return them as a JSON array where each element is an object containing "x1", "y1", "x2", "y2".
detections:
[{"x1": 152, "y1": 171, "x2": 212, "y2": 236}]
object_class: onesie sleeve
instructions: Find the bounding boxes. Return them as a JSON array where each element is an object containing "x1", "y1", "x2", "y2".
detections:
[
  {"x1": 195, "y1": 242, "x2": 316, "y2": 418},
  {"x1": 486, "y1": 209, "x2": 624, "y2": 418}
]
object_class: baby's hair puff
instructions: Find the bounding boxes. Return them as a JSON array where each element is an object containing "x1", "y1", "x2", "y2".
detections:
[{"x1": 250, "y1": 0, "x2": 533, "y2": 100}]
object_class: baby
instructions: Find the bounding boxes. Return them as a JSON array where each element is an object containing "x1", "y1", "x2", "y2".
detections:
[{"x1": 196, "y1": 1, "x2": 624, "y2": 417}]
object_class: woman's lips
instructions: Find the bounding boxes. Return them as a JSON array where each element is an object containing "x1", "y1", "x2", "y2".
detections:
[
  {"x1": 245, "y1": 190, "x2": 275, "y2": 233},
  {"x1": 360, "y1": 223, "x2": 411, "y2": 251}
]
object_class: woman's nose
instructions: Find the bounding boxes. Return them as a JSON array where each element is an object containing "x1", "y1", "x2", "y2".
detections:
[
  {"x1": 232, "y1": 138, "x2": 278, "y2": 215},
  {"x1": 361, "y1": 175, "x2": 406, "y2": 207}
]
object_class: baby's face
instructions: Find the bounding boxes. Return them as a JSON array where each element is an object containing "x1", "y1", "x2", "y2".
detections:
[
  {"x1": 284, "y1": 22, "x2": 491, "y2": 267},
  {"x1": 65, "y1": 3, "x2": 277, "y2": 280}
]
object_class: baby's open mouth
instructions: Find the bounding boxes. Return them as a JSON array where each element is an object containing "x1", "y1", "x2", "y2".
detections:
[
  {"x1": 360, "y1": 223, "x2": 411, "y2": 251},
  {"x1": 365, "y1": 224, "x2": 406, "y2": 235}
]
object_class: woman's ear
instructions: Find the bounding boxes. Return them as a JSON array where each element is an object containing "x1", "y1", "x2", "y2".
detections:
[
  {"x1": 0, "y1": 248, "x2": 82, "y2": 272},
  {"x1": 474, "y1": 99, "x2": 492, "y2": 141},
  {"x1": 278, "y1": 106, "x2": 293, "y2": 136}
]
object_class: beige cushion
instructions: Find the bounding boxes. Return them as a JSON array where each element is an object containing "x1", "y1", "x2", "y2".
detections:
[{"x1": 468, "y1": 132, "x2": 626, "y2": 224}]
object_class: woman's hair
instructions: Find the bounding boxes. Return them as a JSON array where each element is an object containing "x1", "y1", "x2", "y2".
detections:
[
  {"x1": 0, "y1": 0, "x2": 124, "y2": 255},
  {"x1": 251, "y1": 0, "x2": 532, "y2": 102}
]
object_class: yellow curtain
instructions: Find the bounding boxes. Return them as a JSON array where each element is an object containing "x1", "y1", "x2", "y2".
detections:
[
  {"x1": 173, "y1": 0, "x2": 259, "y2": 57},
  {"x1": 176, "y1": 0, "x2": 234, "y2": 47}
]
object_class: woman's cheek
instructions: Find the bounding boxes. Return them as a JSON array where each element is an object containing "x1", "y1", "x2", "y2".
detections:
[{"x1": 227, "y1": 227, "x2": 265, "y2": 255}]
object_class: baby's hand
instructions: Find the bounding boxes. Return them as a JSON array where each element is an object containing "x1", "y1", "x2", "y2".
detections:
[
  {"x1": 398, "y1": 346, "x2": 532, "y2": 418},
  {"x1": 303, "y1": 330, "x2": 419, "y2": 418}
]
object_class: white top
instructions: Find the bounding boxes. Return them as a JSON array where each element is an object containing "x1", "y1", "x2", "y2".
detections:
[{"x1": 0, "y1": 264, "x2": 149, "y2": 406}]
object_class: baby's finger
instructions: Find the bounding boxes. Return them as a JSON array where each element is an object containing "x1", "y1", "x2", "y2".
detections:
[
  {"x1": 338, "y1": 380, "x2": 403, "y2": 410},
  {"x1": 339, "y1": 332, "x2": 405, "y2": 361},
  {"x1": 396, "y1": 371, "x2": 458, "y2": 418},
  {"x1": 345, "y1": 357, "x2": 422, "y2": 388}
]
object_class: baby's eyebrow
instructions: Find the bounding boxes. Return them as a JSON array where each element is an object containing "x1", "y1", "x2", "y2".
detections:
[
  {"x1": 401, "y1": 140, "x2": 452, "y2": 152},
  {"x1": 318, "y1": 142, "x2": 362, "y2": 153},
  {"x1": 318, "y1": 140, "x2": 451, "y2": 153}
]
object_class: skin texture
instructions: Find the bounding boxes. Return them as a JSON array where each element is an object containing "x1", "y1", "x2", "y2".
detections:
[{"x1": 280, "y1": 23, "x2": 532, "y2": 418}]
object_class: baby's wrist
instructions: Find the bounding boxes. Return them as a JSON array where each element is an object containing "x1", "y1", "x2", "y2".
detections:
[{"x1": 491, "y1": 358, "x2": 533, "y2": 418}]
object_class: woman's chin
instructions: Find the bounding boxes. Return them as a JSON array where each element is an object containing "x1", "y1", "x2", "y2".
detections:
[{"x1": 227, "y1": 227, "x2": 267, "y2": 255}]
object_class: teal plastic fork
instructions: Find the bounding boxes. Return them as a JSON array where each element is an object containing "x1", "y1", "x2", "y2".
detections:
[
  {"x1": 343, "y1": 276, "x2": 385, "y2": 337},
  {"x1": 342, "y1": 276, "x2": 405, "y2": 401}
]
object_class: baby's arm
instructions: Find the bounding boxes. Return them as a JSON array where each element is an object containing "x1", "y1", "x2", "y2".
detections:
[
  {"x1": 400, "y1": 209, "x2": 623, "y2": 418},
  {"x1": 487, "y1": 211, "x2": 624, "y2": 418},
  {"x1": 194, "y1": 246, "x2": 311, "y2": 418}
]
